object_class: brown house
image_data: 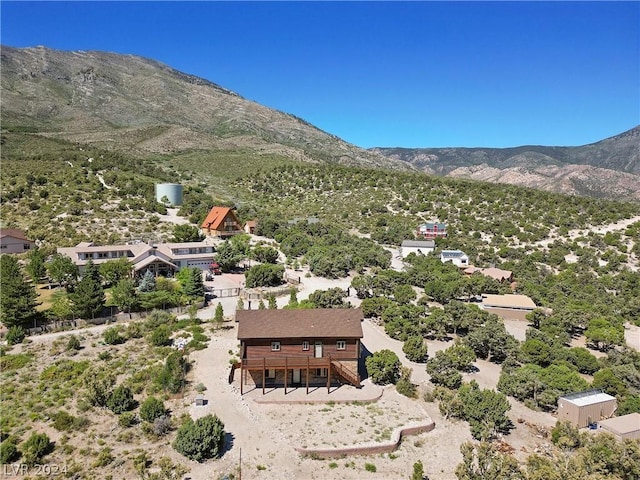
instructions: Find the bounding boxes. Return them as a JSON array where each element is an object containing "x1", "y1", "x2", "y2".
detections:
[
  {"x1": 236, "y1": 309, "x2": 364, "y2": 394},
  {"x1": 200, "y1": 206, "x2": 243, "y2": 237}
]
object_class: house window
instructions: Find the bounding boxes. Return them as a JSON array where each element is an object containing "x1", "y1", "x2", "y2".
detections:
[
  {"x1": 23, "y1": 244, "x2": 31, "y2": 250},
  {"x1": 267, "y1": 369, "x2": 276, "y2": 379},
  {"x1": 336, "y1": 341, "x2": 346, "y2": 350},
  {"x1": 302, "y1": 341, "x2": 309, "y2": 351},
  {"x1": 271, "y1": 341, "x2": 281, "y2": 352},
  {"x1": 315, "y1": 368, "x2": 328, "y2": 377}
]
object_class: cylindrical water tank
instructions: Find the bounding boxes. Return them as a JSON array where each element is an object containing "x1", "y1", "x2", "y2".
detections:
[{"x1": 155, "y1": 183, "x2": 183, "y2": 206}]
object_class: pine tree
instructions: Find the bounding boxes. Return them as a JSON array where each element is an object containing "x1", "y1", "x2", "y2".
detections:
[
  {"x1": 258, "y1": 299, "x2": 266, "y2": 310},
  {"x1": 137, "y1": 270, "x2": 156, "y2": 292},
  {"x1": 214, "y1": 303, "x2": 224, "y2": 324},
  {"x1": 0, "y1": 255, "x2": 39, "y2": 328},
  {"x1": 268, "y1": 294, "x2": 277, "y2": 309},
  {"x1": 70, "y1": 260, "x2": 105, "y2": 319}
]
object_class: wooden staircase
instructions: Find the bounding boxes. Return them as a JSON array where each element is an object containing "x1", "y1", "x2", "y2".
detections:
[{"x1": 331, "y1": 361, "x2": 361, "y2": 388}]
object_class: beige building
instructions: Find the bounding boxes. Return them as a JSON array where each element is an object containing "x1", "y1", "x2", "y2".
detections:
[
  {"x1": 557, "y1": 390, "x2": 617, "y2": 428},
  {"x1": 0, "y1": 228, "x2": 35, "y2": 254},
  {"x1": 481, "y1": 293, "x2": 537, "y2": 321},
  {"x1": 597, "y1": 413, "x2": 640, "y2": 440},
  {"x1": 57, "y1": 241, "x2": 216, "y2": 276},
  {"x1": 400, "y1": 240, "x2": 436, "y2": 259}
]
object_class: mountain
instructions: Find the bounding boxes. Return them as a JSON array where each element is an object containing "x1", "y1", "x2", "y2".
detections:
[
  {"x1": 372, "y1": 127, "x2": 640, "y2": 200},
  {"x1": 0, "y1": 45, "x2": 408, "y2": 170}
]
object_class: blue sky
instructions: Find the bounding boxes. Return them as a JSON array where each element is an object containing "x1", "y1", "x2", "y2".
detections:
[{"x1": 1, "y1": 1, "x2": 638, "y2": 148}]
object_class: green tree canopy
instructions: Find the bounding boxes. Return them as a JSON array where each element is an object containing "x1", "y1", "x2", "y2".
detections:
[
  {"x1": 0, "y1": 255, "x2": 39, "y2": 328},
  {"x1": 365, "y1": 349, "x2": 401, "y2": 385}
]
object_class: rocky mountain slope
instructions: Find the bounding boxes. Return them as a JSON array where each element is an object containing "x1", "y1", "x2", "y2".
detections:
[
  {"x1": 1, "y1": 45, "x2": 408, "y2": 170},
  {"x1": 372, "y1": 127, "x2": 640, "y2": 200}
]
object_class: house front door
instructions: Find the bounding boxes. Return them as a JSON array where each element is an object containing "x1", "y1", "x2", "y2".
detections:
[
  {"x1": 292, "y1": 369, "x2": 301, "y2": 383},
  {"x1": 314, "y1": 341, "x2": 323, "y2": 358}
]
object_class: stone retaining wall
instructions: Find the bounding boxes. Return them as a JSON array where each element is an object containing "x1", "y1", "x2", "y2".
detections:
[{"x1": 295, "y1": 420, "x2": 435, "y2": 458}]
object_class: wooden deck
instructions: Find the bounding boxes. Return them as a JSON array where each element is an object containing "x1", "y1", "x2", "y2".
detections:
[{"x1": 239, "y1": 355, "x2": 360, "y2": 394}]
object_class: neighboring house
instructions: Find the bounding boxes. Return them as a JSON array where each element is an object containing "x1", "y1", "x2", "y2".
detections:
[
  {"x1": 597, "y1": 413, "x2": 640, "y2": 440},
  {"x1": 201, "y1": 206, "x2": 243, "y2": 237},
  {"x1": 416, "y1": 222, "x2": 447, "y2": 239},
  {"x1": 480, "y1": 293, "x2": 537, "y2": 321},
  {"x1": 440, "y1": 250, "x2": 469, "y2": 267},
  {"x1": 399, "y1": 240, "x2": 436, "y2": 259},
  {"x1": 57, "y1": 241, "x2": 216, "y2": 276},
  {"x1": 464, "y1": 266, "x2": 513, "y2": 283},
  {"x1": 236, "y1": 309, "x2": 364, "y2": 395},
  {"x1": 0, "y1": 228, "x2": 35, "y2": 254},
  {"x1": 557, "y1": 390, "x2": 617, "y2": 428},
  {"x1": 244, "y1": 220, "x2": 257, "y2": 235}
]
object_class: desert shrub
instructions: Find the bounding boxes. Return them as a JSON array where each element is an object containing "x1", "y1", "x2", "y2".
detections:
[
  {"x1": 21, "y1": 433, "x2": 51, "y2": 466},
  {"x1": 103, "y1": 327, "x2": 123, "y2": 345},
  {"x1": 66, "y1": 335, "x2": 81, "y2": 351},
  {"x1": 364, "y1": 463, "x2": 377, "y2": 472},
  {"x1": 155, "y1": 351, "x2": 188, "y2": 394},
  {"x1": 107, "y1": 385, "x2": 136, "y2": 414},
  {"x1": 153, "y1": 415, "x2": 172, "y2": 436},
  {"x1": 5, "y1": 326, "x2": 25, "y2": 346},
  {"x1": 173, "y1": 414, "x2": 225, "y2": 462},
  {"x1": 149, "y1": 325, "x2": 171, "y2": 347},
  {"x1": 0, "y1": 437, "x2": 19, "y2": 464},
  {"x1": 140, "y1": 397, "x2": 166, "y2": 423},
  {"x1": 51, "y1": 411, "x2": 89, "y2": 432},
  {"x1": 144, "y1": 310, "x2": 174, "y2": 329},
  {"x1": 118, "y1": 412, "x2": 138, "y2": 428},
  {"x1": 83, "y1": 371, "x2": 115, "y2": 407},
  {"x1": 396, "y1": 367, "x2": 417, "y2": 398}
]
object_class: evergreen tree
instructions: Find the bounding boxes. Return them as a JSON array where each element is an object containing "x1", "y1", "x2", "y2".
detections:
[
  {"x1": 214, "y1": 303, "x2": 224, "y2": 323},
  {"x1": 236, "y1": 297, "x2": 244, "y2": 311},
  {"x1": 258, "y1": 299, "x2": 266, "y2": 310},
  {"x1": 137, "y1": 270, "x2": 156, "y2": 292},
  {"x1": 70, "y1": 260, "x2": 105, "y2": 319},
  {"x1": 181, "y1": 268, "x2": 204, "y2": 300},
  {"x1": 0, "y1": 255, "x2": 39, "y2": 328},
  {"x1": 268, "y1": 294, "x2": 277, "y2": 309}
]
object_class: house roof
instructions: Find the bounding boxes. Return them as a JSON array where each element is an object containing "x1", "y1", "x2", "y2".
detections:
[
  {"x1": 237, "y1": 309, "x2": 364, "y2": 340},
  {"x1": 465, "y1": 266, "x2": 512, "y2": 281},
  {"x1": 201, "y1": 206, "x2": 238, "y2": 230},
  {"x1": 482, "y1": 294, "x2": 536, "y2": 309},
  {"x1": 560, "y1": 390, "x2": 616, "y2": 407},
  {"x1": 441, "y1": 250, "x2": 467, "y2": 258},
  {"x1": 418, "y1": 223, "x2": 446, "y2": 229},
  {"x1": 0, "y1": 228, "x2": 32, "y2": 241},
  {"x1": 598, "y1": 413, "x2": 640, "y2": 434},
  {"x1": 401, "y1": 240, "x2": 436, "y2": 248}
]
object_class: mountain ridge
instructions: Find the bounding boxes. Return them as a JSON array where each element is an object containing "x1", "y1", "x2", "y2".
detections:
[{"x1": 1, "y1": 45, "x2": 638, "y2": 200}]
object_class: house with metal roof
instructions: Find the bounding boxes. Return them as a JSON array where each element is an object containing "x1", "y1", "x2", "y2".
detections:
[
  {"x1": 236, "y1": 309, "x2": 363, "y2": 394},
  {"x1": 400, "y1": 240, "x2": 436, "y2": 258},
  {"x1": 557, "y1": 390, "x2": 617, "y2": 428},
  {"x1": 440, "y1": 249, "x2": 469, "y2": 267}
]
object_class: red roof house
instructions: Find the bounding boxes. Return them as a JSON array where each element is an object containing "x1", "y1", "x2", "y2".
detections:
[{"x1": 200, "y1": 206, "x2": 243, "y2": 237}]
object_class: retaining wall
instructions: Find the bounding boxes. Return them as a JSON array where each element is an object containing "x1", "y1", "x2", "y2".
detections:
[{"x1": 295, "y1": 421, "x2": 435, "y2": 458}]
